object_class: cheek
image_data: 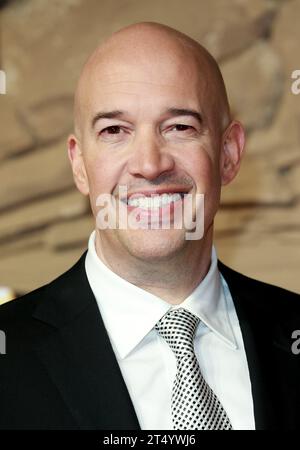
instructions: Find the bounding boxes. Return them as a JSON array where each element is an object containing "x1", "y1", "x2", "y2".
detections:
[
  {"x1": 85, "y1": 161, "x2": 117, "y2": 218},
  {"x1": 84, "y1": 149, "x2": 127, "y2": 218},
  {"x1": 183, "y1": 148, "x2": 220, "y2": 192},
  {"x1": 182, "y1": 148, "x2": 221, "y2": 223}
]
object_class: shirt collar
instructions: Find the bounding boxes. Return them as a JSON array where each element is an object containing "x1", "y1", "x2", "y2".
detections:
[{"x1": 85, "y1": 230, "x2": 237, "y2": 359}]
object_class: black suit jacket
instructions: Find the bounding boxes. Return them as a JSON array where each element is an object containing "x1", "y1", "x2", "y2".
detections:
[{"x1": 0, "y1": 251, "x2": 300, "y2": 430}]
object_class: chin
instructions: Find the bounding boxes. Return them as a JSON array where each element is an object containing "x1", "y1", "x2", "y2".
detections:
[{"x1": 117, "y1": 228, "x2": 187, "y2": 262}]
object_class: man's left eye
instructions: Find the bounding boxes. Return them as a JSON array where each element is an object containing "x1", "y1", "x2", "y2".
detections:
[{"x1": 171, "y1": 124, "x2": 193, "y2": 132}]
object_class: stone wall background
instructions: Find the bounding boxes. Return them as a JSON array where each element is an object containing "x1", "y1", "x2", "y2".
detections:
[{"x1": 0, "y1": 0, "x2": 299, "y2": 297}]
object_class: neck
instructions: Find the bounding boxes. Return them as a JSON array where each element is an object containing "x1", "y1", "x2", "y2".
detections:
[{"x1": 94, "y1": 225, "x2": 214, "y2": 305}]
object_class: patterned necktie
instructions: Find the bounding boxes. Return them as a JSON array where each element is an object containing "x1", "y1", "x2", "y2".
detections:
[{"x1": 155, "y1": 307, "x2": 232, "y2": 430}]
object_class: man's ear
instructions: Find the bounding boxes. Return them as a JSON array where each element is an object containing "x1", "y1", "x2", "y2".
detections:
[
  {"x1": 220, "y1": 120, "x2": 245, "y2": 186},
  {"x1": 67, "y1": 134, "x2": 89, "y2": 195}
]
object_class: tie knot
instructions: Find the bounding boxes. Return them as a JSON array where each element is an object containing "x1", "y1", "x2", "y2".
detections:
[{"x1": 155, "y1": 308, "x2": 200, "y2": 359}]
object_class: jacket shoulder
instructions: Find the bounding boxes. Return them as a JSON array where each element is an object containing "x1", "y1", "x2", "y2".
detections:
[
  {"x1": 0, "y1": 251, "x2": 87, "y2": 331},
  {"x1": 218, "y1": 259, "x2": 300, "y2": 311}
]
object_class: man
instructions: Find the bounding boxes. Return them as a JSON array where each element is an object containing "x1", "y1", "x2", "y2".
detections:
[{"x1": 0, "y1": 22, "x2": 299, "y2": 430}]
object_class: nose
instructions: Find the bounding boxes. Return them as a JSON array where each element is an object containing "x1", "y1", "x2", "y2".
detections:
[{"x1": 127, "y1": 127, "x2": 175, "y2": 180}]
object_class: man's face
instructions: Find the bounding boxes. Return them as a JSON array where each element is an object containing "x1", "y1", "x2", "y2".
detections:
[{"x1": 69, "y1": 45, "x2": 236, "y2": 262}]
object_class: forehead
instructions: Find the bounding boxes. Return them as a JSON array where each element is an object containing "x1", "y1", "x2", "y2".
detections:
[{"x1": 80, "y1": 51, "x2": 208, "y2": 121}]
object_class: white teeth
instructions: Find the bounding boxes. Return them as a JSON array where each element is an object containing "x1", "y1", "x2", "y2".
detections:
[{"x1": 127, "y1": 193, "x2": 182, "y2": 209}]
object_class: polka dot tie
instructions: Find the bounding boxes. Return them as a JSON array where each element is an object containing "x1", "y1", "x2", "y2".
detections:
[{"x1": 155, "y1": 307, "x2": 232, "y2": 430}]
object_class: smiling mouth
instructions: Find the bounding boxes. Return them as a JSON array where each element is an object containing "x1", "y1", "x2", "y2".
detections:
[
  {"x1": 120, "y1": 190, "x2": 188, "y2": 209},
  {"x1": 121, "y1": 192, "x2": 187, "y2": 209}
]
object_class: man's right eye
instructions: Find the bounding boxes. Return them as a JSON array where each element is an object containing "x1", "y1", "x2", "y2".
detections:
[{"x1": 100, "y1": 125, "x2": 121, "y2": 135}]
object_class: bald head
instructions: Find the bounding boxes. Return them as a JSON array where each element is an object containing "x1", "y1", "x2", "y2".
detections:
[
  {"x1": 68, "y1": 22, "x2": 245, "y2": 275},
  {"x1": 73, "y1": 22, "x2": 231, "y2": 139}
]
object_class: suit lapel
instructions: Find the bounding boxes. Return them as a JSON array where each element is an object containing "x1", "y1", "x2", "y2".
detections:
[
  {"x1": 30, "y1": 252, "x2": 300, "y2": 430},
  {"x1": 218, "y1": 260, "x2": 300, "y2": 430},
  {"x1": 32, "y1": 253, "x2": 141, "y2": 430}
]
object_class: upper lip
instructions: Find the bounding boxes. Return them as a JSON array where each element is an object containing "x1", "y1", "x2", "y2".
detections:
[{"x1": 119, "y1": 186, "x2": 192, "y2": 203}]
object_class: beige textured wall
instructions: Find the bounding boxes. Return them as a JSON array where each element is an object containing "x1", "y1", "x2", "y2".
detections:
[{"x1": 0, "y1": 0, "x2": 299, "y2": 296}]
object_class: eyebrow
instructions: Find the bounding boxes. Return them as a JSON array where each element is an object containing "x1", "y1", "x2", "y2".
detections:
[
  {"x1": 91, "y1": 110, "x2": 124, "y2": 129},
  {"x1": 166, "y1": 108, "x2": 203, "y2": 125},
  {"x1": 91, "y1": 107, "x2": 203, "y2": 130}
]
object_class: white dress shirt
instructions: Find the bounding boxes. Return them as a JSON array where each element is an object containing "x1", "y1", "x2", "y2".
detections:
[{"x1": 85, "y1": 230, "x2": 255, "y2": 430}]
